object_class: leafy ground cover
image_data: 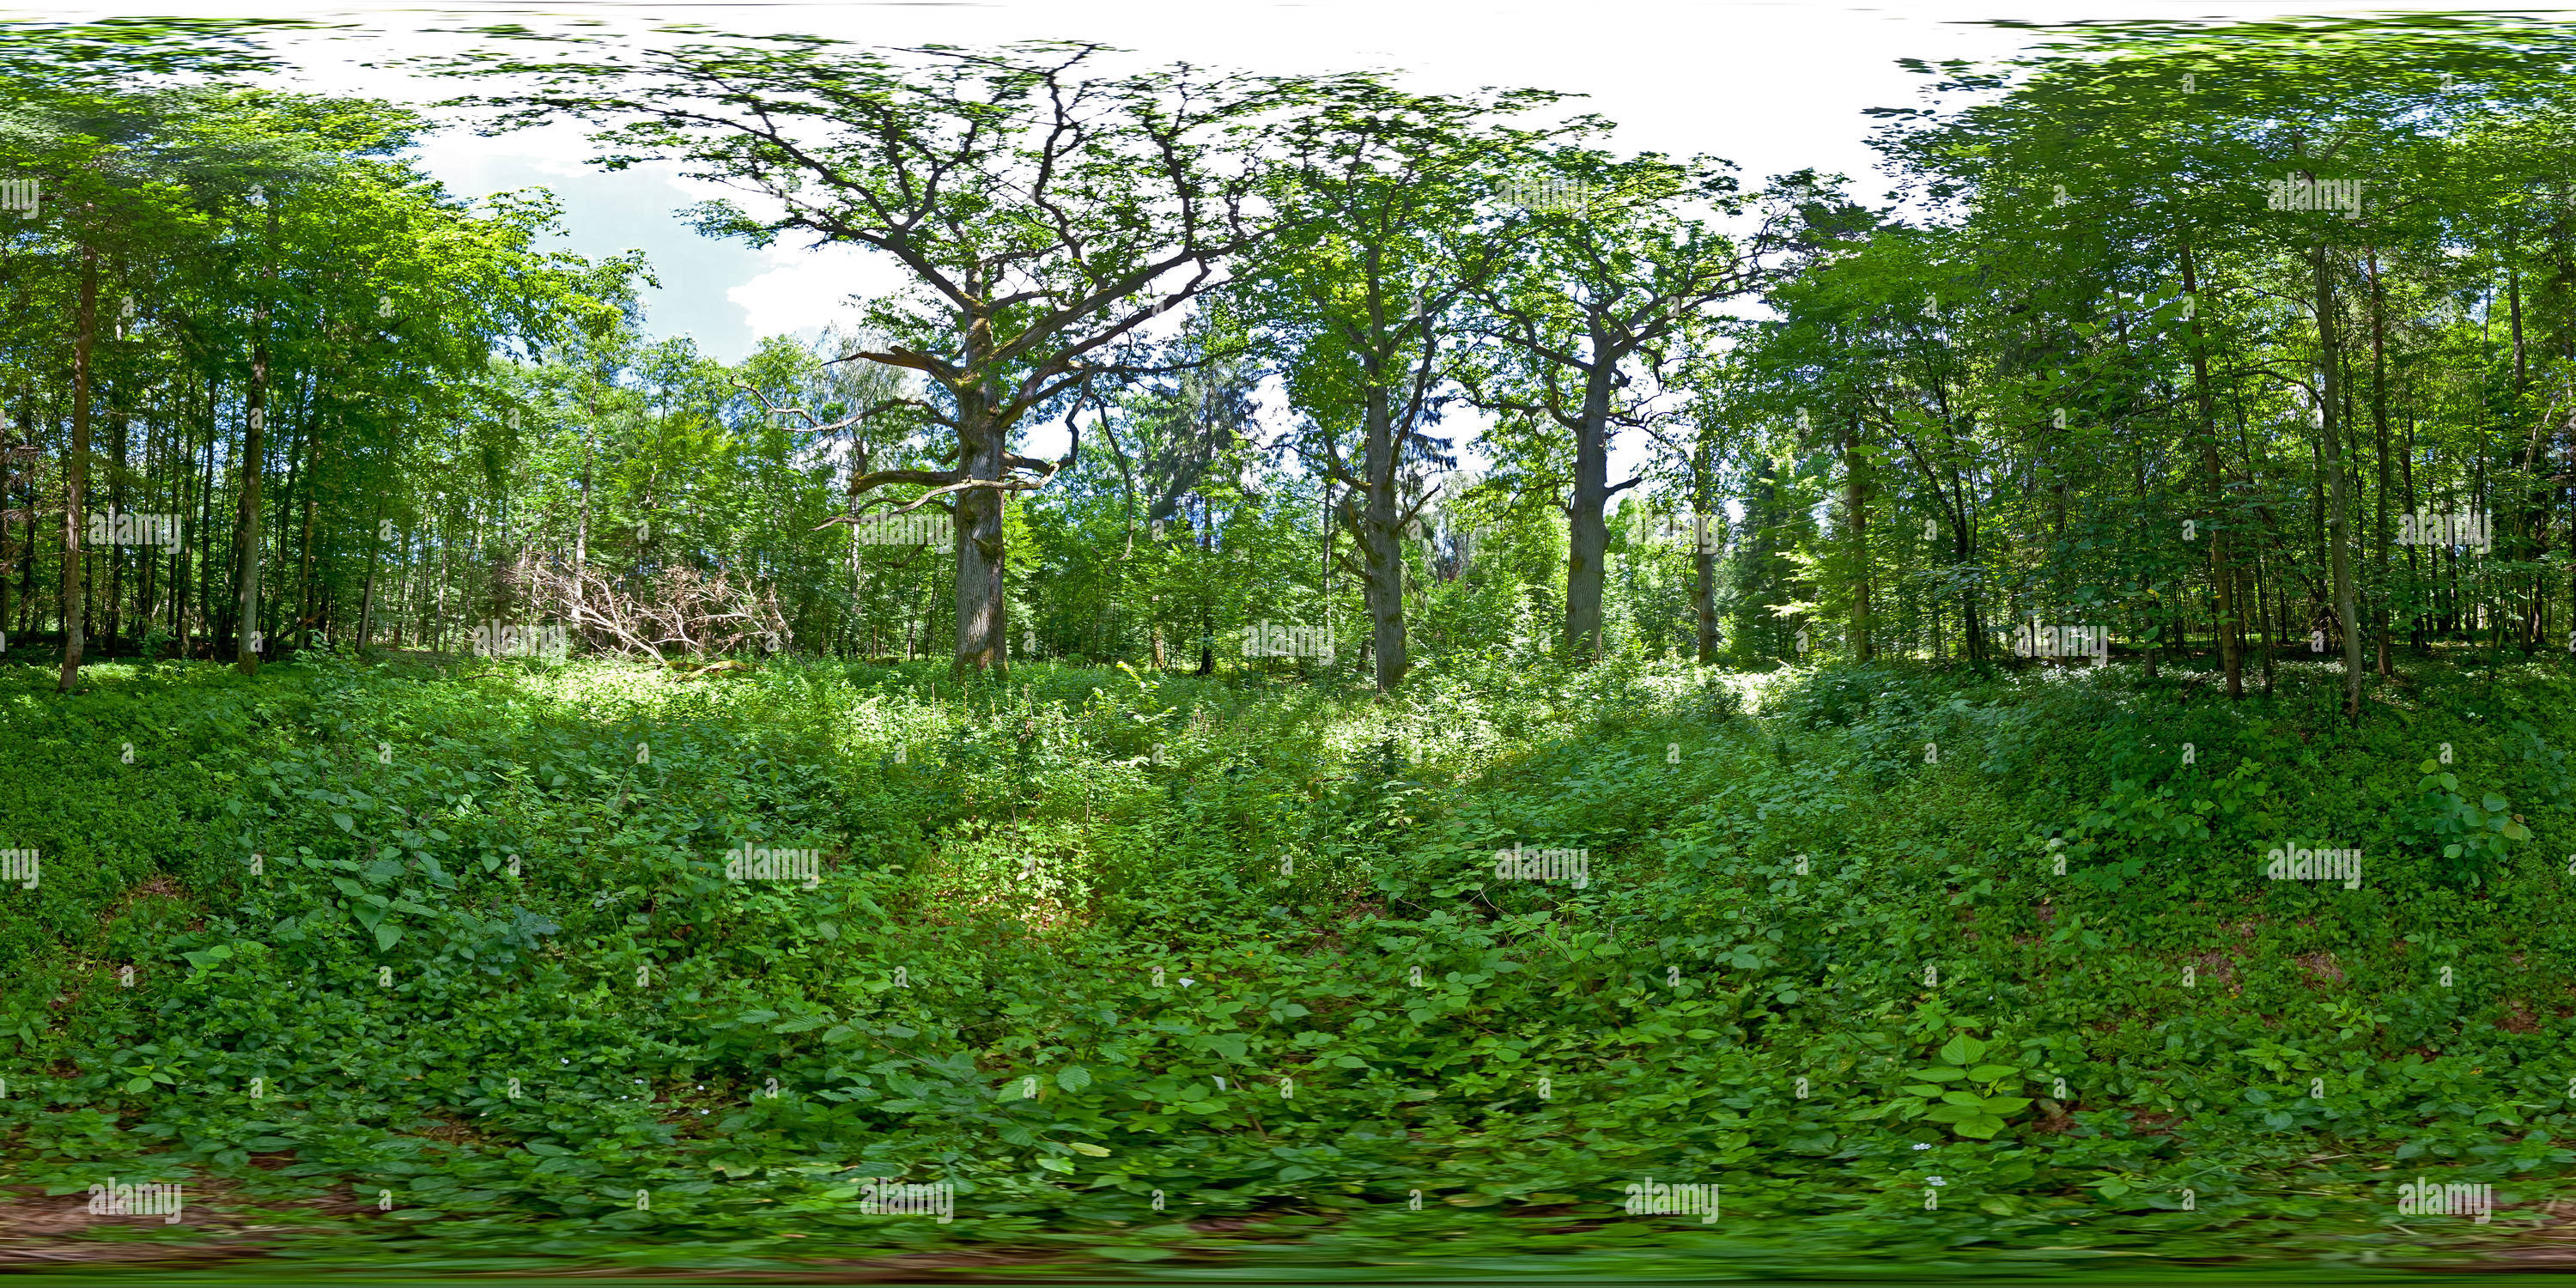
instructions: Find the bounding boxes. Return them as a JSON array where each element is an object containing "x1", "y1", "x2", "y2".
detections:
[{"x1": 3, "y1": 647, "x2": 2573, "y2": 1279}]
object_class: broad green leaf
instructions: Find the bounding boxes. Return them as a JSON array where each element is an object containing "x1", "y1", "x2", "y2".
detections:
[{"x1": 1953, "y1": 1114, "x2": 2006, "y2": 1139}]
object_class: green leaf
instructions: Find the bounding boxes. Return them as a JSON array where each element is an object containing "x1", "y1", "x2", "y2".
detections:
[
  {"x1": 1912, "y1": 1066, "x2": 1966, "y2": 1082},
  {"x1": 1056, "y1": 1066, "x2": 1094, "y2": 1092},
  {"x1": 1966, "y1": 1064, "x2": 2020, "y2": 1082},
  {"x1": 332, "y1": 812, "x2": 355, "y2": 833},
  {"x1": 375, "y1": 923, "x2": 403, "y2": 951},
  {"x1": 1953, "y1": 1113, "x2": 2007, "y2": 1139},
  {"x1": 1938, "y1": 1035, "x2": 1986, "y2": 1066}
]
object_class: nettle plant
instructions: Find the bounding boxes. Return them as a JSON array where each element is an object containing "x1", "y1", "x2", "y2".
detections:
[
  {"x1": 2044, "y1": 760, "x2": 2276, "y2": 895},
  {"x1": 1857, "y1": 1033, "x2": 2036, "y2": 1139},
  {"x1": 2407, "y1": 757, "x2": 2528, "y2": 886}
]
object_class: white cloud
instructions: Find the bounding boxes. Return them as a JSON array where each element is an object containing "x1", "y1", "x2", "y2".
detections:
[{"x1": 726, "y1": 240, "x2": 915, "y2": 344}]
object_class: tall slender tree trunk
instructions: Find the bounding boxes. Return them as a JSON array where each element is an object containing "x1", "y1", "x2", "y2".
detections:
[
  {"x1": 1692, "y1": 436, "x2": 1718, "y2": 664},
  {"x1": 295, "y1": 472, "x2": 317, "y2": 645},
  {"x1": 2181, "y1": 244, "x2": 2242, "y2": 697},
  {"x1": 578, "y1": 386, "x2": 594, "y2": 575},
  {"x1": 17, "y1": 389, "x2": 41, "y2": 636},
  {"x1": 434, "y1": 524, "x2": 448, "y2": 655},
  {"x1": 237, "y1": 197, "x2": 277, "y2": 676},
  {"x1": 1954, "y1": 512, "x2": 1983, "y2": 670},
  {"x1": 2311, "y1": 229, "x2": 2362, "y2": 720},
  {"x1": 267, "y1": 378, "x2": 302, "y2": 655},
  {"x1": 357, "y1": 496, "x2": 382, "y2": 651},
  {"x1": 1844, "y1": 410, "x2": 1873, "y2": 661},
  {"x1": 58, "y1": 247, "x2": 96, "y2": 692},
  {"x1": 293, "y1": 409, "x2": 324, "y2": 647},
  {"x1": 2370, "y1": 247, "x2": 2396, "y2": 677},
  {"x1": 137, "y1": 411, "x2": 159, "y2": 651},
  {"x1": 3, "y1": 381, "x2": 25, "y2": 640},
  {"x1": 2256, "y1": 550, "x2": 2275, "y2": 696},
  {"x1": 106, "y1": 394, "x2": 127, "y2": 657},
  {"x1": 195, "y1": 377, "x2": 220, "y2": 655},
  {"x1": 1318, "y1": 482, "x2": 1332, "y2": 669},
  {"x1": 2508, "y1": 263, "x2": 2547, "y2": 654},
  {"x1": 844, "y1": 440, "x2": 865, "y2": 659},
  {"x1": 1195, "y1": 505, "x2": 1216, "y2": 675},
  {"x1": 2403, "y1": 401, "x2": 2422, "y2": 653}
]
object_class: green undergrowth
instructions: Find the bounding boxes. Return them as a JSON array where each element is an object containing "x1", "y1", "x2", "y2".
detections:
[{"x1": 0, "y1": 647, "x2": 2571, "y2": 1277}]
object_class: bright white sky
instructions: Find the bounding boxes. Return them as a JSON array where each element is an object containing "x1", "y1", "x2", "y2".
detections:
[{"x1": 15, "y1": 0, "x2": 2524, "y2": 486}]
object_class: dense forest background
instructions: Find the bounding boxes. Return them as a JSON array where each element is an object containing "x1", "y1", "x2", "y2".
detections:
[{"x1": 7, "y1": 17, "x2": 2573, "y2": 699}]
